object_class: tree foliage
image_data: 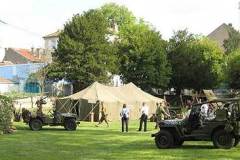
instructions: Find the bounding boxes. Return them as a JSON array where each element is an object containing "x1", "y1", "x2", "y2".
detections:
[
  {"x1": 49, "y1": 9, "x2": 119, "y2": 91},
  {"x1": 168, "y1": 30, "x2": 224, "y2": 93},
  {"x1": 226, "y1": 49, "x2": 240, "y2": 89},
  {"x1": 117, "y1": 22, "x2": 171, "y2": 91},
  {"x1": 48, "y1": 3, "x2": 227, "y2": 93},
  {"x1": 101, "y1": 4, "x2": 171, "y2": 91},
  {"x1": 101, "y1": 3, "x2": 136, "y2": 30},
  {"x1": 223, "y1": 24, "x2": 240, "y2": 54}
]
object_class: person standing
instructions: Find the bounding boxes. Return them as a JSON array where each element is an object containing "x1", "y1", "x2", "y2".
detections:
[
  {"x1": 120, "y1": 104, "x2": 130, "y2": 132},
  {"x1": 138, "y1": 102, "x2": 149, "y2": 132},
  {"x1": 164, "y1": 101, "x2": 171, "y2": 119},
  {"x1": 155, "y1": 102, "x2": 170, "y2": 129}
]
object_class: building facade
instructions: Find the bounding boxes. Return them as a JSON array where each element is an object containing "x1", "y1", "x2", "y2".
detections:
[
  {"x1": 0, "y1": 63, "x2": 45, "y2": 93},
  {"x1": 43, "y1": 30, "x2": 60, "y2": 50},
  {"x1": 0, "y1": 77, "x2": 19, "y2": 93}
]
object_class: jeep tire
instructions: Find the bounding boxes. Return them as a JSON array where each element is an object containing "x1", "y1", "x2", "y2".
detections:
[
  {"x1": 64, "y1": 118, "x2": 77, "y2": 131},
  {"x1": 29, "y1": 119, "x2": 42, "y2": 131},
  {"x1": 213, "y1": 129, "x2": 235, "y2": 149},
  {"x1": 155, "y1": 130, "x2": 174, "y2": 149}
]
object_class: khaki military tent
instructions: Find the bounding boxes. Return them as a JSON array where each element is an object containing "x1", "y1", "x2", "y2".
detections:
[{"x1": 56, "y1": 82, "x2": 165, "y2": 121}]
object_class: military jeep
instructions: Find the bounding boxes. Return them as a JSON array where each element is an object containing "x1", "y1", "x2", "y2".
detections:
[
  {"x1": 152, "y1": 98, "x2": 240, "y2": 149},
  {"x1": 22, "y1": 97, "x2": 79, "y2": 131}
]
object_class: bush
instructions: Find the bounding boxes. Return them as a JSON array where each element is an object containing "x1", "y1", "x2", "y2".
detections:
[
  {"x1": 0, "y1": 95, "x2": 14, "y2": 134},
  {"x1": 3, "y1": 91, "x2": 40, "y2": 100},
  {"x1": 226, "y1": 49, "x2": 240, "y2": 89}
]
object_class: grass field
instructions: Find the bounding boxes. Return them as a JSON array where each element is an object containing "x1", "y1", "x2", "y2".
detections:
[{"x1": 0, "y1": 121, "x2": 240, "y2": 160}]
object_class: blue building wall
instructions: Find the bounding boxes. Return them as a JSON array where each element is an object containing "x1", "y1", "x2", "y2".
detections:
[{"x1": 0, "y1": 63, "x2": 45, "y2": 93}]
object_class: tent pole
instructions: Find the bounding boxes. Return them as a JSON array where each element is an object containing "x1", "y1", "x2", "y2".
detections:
[
  {"x1": 82, "y1": 101, "x2": 99, "y2": 121},
  {"x1": 180, "y1": 94, "x2": 184, "y2": 107},
  {"x1": 57, "y1": 98, "x2": 70, "y2": 112},
  {"x1": 78, "y1": 100, "x2": 81, "y2": 120},
  {"x1": 69, "y1": 100, "x2": 79, "y2": 113}
]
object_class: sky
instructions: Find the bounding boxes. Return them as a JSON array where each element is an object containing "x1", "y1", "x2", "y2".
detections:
[{"x1": 0, "y1": 0, "x2": 239, "y2": 49}]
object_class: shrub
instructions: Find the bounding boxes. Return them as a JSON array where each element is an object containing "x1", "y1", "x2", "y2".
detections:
[{"x1": 0, "y1": 95, "x2": 14, "y2": 134}]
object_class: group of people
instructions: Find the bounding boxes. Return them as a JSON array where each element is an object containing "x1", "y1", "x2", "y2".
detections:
[
  {"x1": 120, "y1": 102, "x2": 152, "y2": 132},
  {"x1": 183, "y1": 100, "x2": 216, "y2": 121},
  {"x1": 181, "y1": 100, "x2": 218, "y2": 133},
  {"x1": 96, "y1": 101, "x2": 171, "y2": 133}
]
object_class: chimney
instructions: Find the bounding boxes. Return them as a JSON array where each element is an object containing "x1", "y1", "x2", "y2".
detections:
[
  {"x1": 0, "y1": 47, "x2": 5, "y2": 62},
  {"x1": 31, "y1": 47, "x2": 34, "y2": 55},
  {"x1": 37, "y1": 48, "x2": 41, "y2": 59}
]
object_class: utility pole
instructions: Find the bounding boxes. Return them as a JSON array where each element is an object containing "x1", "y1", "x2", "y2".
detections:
[
  {"x1": 238, "y1": 1, "x2": 240, "y2": 30},
  {"x1": 0, "y1": 19, "x2": 7, "y2": 24}
]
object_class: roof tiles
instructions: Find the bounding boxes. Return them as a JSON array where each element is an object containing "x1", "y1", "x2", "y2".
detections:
[{"x1": 15, "y1": 49, "x2": 39, "y2": 62}]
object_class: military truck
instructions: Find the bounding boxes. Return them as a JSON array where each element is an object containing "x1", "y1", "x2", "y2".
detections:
[
  {"x1": 152, "y1": 98, "x2": 240, "y2": 149},
  {"x1": 22, "y1": 97, "x2": 79, "y2": 131}
]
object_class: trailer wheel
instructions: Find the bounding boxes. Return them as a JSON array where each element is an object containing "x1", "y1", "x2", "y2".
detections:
[
  {"x1": 64, "y1": 118, "x2": 77, "y2": 131},
  {"x1": 29, "y1": 119, "x2": 42, "y2": 131}
]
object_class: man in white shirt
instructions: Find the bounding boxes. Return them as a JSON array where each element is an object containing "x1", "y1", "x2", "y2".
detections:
[
  {"x1": 138, "y1": 102, "x2": 149, "y2": 132},
  {"x1": 120, "y1": 104, "x2": 130, "y2": 132},
  {"x1": 201, "y1": 103, "x2": 209, "y2": 118}
]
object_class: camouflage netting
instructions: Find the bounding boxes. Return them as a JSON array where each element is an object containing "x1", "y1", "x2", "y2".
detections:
[{"x1": 0, "y1": 95, "x2": 14, "y2": 134}]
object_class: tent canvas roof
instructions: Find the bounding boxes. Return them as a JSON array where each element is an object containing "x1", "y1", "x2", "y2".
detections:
[
  {"x1": 203, "y1": 89, "x2": 217, "y2": 101},
  {"x1": 63, "y1": 82, "x2": 164, "y2": 103}
]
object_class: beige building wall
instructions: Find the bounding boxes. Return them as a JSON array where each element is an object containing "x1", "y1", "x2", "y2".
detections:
[{"x1": 44, "y1": 37, "x2": 58, "y2": 50}]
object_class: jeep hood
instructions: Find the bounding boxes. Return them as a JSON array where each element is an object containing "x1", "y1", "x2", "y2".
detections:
[
  {"x1": 61, "y1": 113, "x2": 77, "y2": 117},
  {"x1": 160, "y1": 119, "x2": 184, "y2": 126}
]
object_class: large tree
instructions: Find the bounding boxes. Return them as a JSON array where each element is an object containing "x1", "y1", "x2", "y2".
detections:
[
  {"x1": 226, "y1": 49, "x2": 240, "y2": 89},
  {"x1": 49, "y1": 9, "x2": 118, "y2": 91},
  {"x1": 168, "y1": 30, "x2": 224, "y2": 94},
  {"x1": 117, "y1": 22, "x2": 171, "y2": 91}
]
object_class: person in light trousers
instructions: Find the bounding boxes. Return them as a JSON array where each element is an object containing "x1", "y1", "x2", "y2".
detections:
[{"x1": 138, "y1": 102, "x2": 149, "y2": 132}]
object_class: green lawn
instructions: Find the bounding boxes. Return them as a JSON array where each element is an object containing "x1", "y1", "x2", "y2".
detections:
[{"x1": 0, "y1": 121, "x2": 240, "y2": 160}]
